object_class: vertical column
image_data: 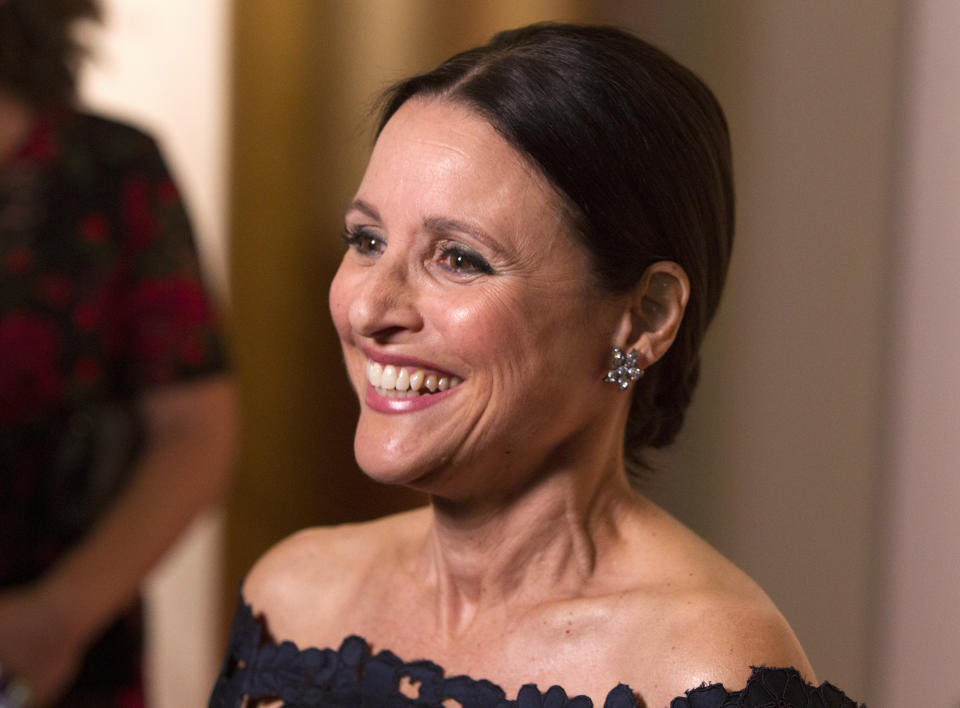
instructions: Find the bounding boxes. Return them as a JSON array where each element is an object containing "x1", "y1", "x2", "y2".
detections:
[{"x1": 874, "y1": 2, "x2": 960, "y2": 705}]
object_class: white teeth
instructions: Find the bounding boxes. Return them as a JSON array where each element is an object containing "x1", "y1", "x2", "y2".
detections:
[
  {"x1": 409, "y1": 369, "x2": 424, "y2": 391},
  {"x1": 380, "y1": 365, "x2": 397, "y2": 389},
  {"x1": 367, "y1": 360, "x2": 382, "y2": 387},
  {"x1": 365, "y1": 360, "x2": 463, "y2": 396}
]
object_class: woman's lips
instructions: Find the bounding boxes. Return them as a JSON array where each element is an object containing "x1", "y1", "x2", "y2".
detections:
[{"x1": 364, "y1": 379, "x2": 460, "y2": 413}]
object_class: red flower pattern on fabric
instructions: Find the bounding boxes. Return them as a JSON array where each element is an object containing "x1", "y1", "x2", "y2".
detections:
[
  {"x1": 122, "y1": 278, "x2": 213, "y2": 383},
  {"x1": 36, "y1": 273, "x2": 74, "y2": 307},
  {"x1": 72, "y1": 301, "x2": 102, "y2": 332},
  {"x1": 4, "y1": 246, "x2": 33, "y2": 274},
  {"x1": 157, "y1": 178, "x2": 179, "y2": 205},
  {"x1": 72, "y1": 356, "x2": 102, "y2": 386},
  {"x1": 122, "y1": 174, "x2": 158, "y2": 250},
  {"x1": 17, "y1": 115, "x2": 57, "y2": 162},
  {"x1": 0, "y1": 313, "x2": 62, "y2": 424},
  {"x1": 80, "y1": 212, "x2": 110, "y2": 243}
]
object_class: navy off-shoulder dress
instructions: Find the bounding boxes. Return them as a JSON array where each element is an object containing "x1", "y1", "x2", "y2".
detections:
[{"x1": 209, "y1": 597, "x2": 864, "y2": 708}]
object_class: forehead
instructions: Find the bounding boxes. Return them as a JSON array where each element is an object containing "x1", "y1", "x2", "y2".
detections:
[{"x1": 355, "y1": 98, "x2": 565, "y2": 232}]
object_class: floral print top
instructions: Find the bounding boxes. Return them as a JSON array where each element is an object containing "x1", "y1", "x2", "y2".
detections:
[{"x1": 0, "y1": 109, "x2": 227, "y2": 702}]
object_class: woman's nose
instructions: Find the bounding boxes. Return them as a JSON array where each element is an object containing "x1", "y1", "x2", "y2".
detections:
[{"x1": 347, "y1": 259, "x2": 424, "y2": 341}]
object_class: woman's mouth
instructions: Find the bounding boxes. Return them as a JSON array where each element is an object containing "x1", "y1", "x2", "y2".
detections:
[{"x1": 366, "y1": 360, "x2": 464, "y2": 398}]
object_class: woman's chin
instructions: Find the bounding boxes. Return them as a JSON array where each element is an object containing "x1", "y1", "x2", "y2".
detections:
[
  {"x1": 351, "y1": 416, "x2": 468, "y2": 491},
  {"x1": 353, "y1": 443, "x2": 441, "y2": 490}
]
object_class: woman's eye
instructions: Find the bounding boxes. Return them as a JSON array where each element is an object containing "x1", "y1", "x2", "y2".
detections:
[
  {"x1": 439, "y1": 247, "x2": 494, "y2": 275},
  {"x1": 341, "y1": 229, "x2": 384, "y2": 256}
]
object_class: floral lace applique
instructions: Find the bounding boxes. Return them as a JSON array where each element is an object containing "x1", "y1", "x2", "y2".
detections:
[{"x1": 210, "y1": 597, "x2": 864, "y2": 708}]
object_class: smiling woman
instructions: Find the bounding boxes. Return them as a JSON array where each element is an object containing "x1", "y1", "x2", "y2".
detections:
[{"x1": 210, "y1": 22, "x2": 863, "y2": 708}]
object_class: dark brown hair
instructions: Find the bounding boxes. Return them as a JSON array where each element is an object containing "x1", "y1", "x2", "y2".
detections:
[
  {"x1": 0, "y1": 0, "x2": 101, "y2": 107},
  {"x1": 378, "y1": 22, "x2": 735, "y2": 476}
]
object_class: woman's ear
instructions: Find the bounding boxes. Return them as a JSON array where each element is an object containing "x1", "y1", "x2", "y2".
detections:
[{"x1": 613, "y1": 261, "x2": 690, "y2": 367}]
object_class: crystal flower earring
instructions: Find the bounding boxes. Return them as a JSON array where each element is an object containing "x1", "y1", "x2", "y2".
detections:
[{"x1": 603, "y1": 347, "x2": 644, "y2": 390}]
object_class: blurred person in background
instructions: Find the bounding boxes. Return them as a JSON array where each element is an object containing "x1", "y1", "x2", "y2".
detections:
[{"x1": 0, "y1": 0, "x2": 236, "y2": 705}]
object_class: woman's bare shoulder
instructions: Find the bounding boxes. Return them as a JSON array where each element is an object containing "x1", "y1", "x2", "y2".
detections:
[
  {"x1": 241, "y1": 507, "x2": 430, "y2": 644},
  {"x1": 642, "y1": 588, "x2": 815, "y2": 700},
  {"x1": 611, "y1": 504, "x2": 816, "y2": 703}
]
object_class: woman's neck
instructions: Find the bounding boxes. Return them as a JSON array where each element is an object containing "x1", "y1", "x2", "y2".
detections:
[
  {"x1": 418, "y1": 432, "x2": 639, "y2": 639},
  {"x1": 0, "y1": 91, "x2": 36, "y2": 165}
]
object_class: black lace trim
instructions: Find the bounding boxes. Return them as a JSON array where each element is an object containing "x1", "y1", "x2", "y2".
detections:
[
  {"x1": 209, "y1": 596, "x2": 864, "y2": 708},
  {"x1": 669, "y1": 667, "x2": 864, "y2": 707}
]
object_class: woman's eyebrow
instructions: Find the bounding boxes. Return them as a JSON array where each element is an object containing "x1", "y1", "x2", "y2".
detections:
[
  {"x1": 346, "y1": 198, "x2": 381, "y2": 221},
  {"x1": 423, "y1": 216, "x2": 500, "y2": 253}
]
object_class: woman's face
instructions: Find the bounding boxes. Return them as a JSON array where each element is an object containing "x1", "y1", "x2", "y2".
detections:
[{"x1": 329, "y1": 99, "x2": 627, "y2": 498}]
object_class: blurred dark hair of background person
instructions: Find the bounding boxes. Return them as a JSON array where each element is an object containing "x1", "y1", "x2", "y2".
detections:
[{"x1": 0, "y1": 0, "x2": 101, "y2": 108}]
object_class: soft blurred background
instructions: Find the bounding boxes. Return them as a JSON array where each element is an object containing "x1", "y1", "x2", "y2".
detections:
[{"x1": 78, "y1": 1, "x2": 959, "y2": 706}]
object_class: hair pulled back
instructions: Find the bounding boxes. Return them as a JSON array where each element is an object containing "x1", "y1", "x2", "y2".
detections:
[
  {"x1": 0, "y1": 0, "x2": 101, "y2": 107},
  {"x1": 377, "y1": 22, "x2": 734, "y2": 476}
]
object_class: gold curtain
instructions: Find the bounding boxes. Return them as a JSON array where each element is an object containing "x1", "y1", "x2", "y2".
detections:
[{"x1": 225, "y1": 0, "x2": 600, "y2": 622}]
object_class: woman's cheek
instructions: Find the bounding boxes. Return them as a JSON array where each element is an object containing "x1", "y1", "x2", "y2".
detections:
[
  {"x1": 438, "y1": 294, "x2": 524, "y2": 357},
  {"x1": 328, "y1": 265, "x2": 354, "y2": 340}
]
